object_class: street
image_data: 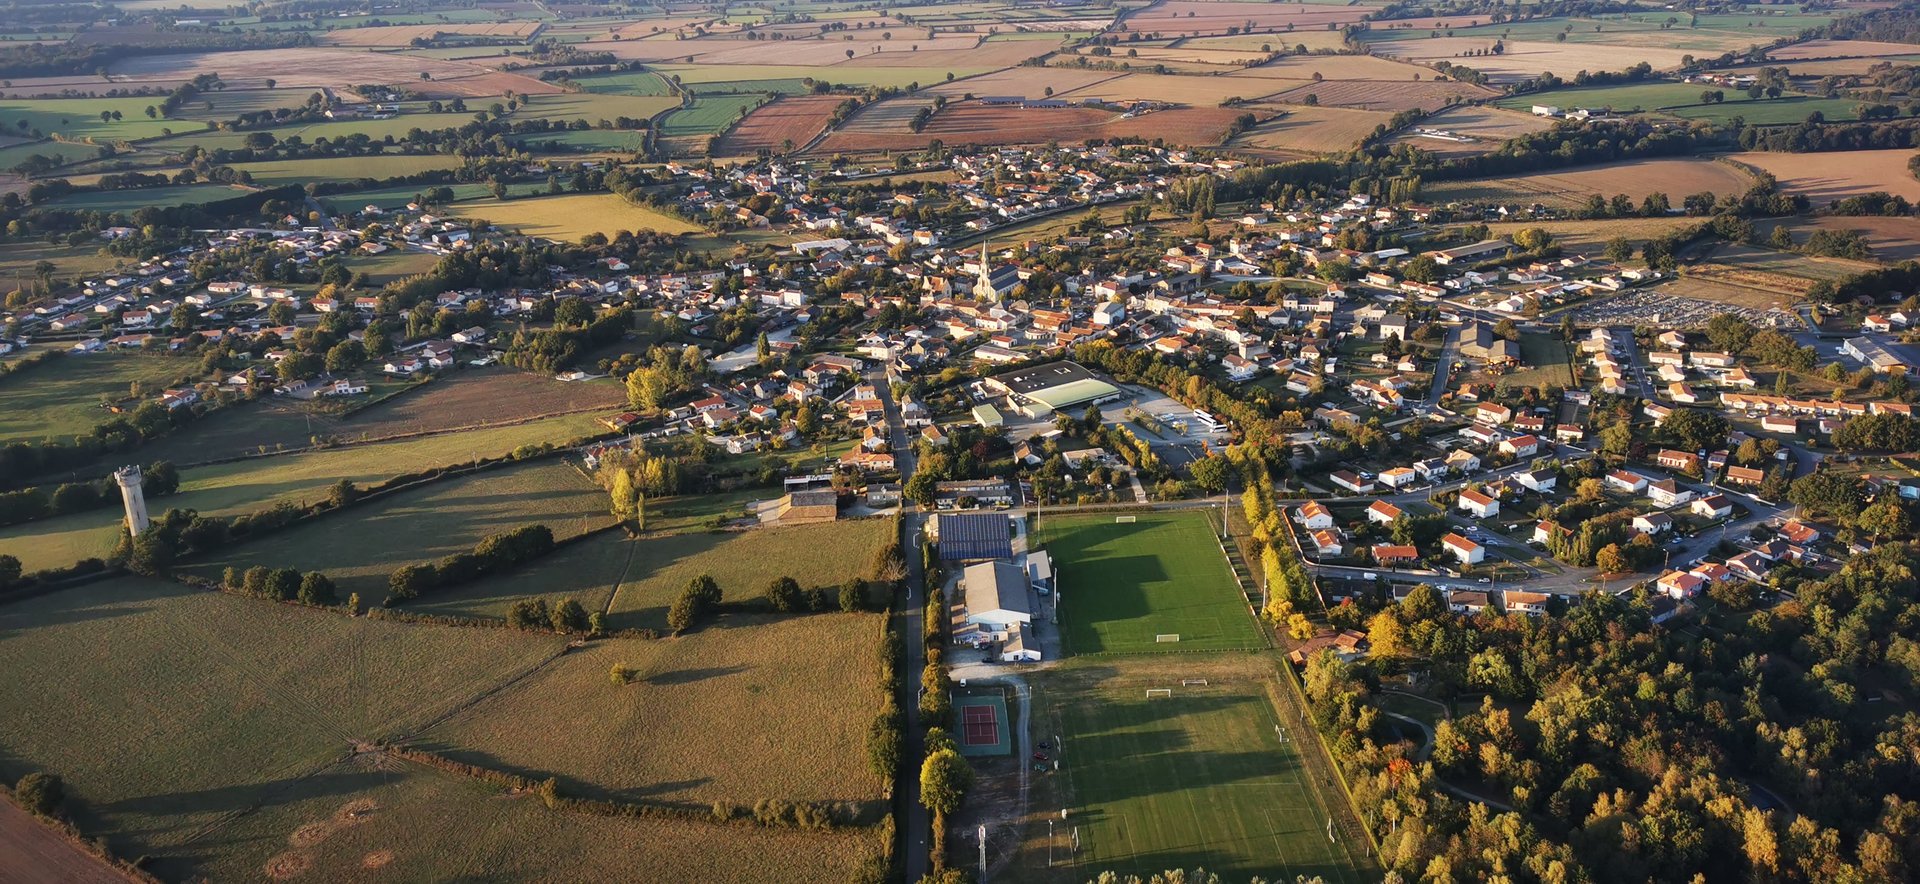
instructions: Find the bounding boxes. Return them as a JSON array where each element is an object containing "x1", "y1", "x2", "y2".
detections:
[{"x1": 870, "y1": 367, "x2": 932, "y2": 880}]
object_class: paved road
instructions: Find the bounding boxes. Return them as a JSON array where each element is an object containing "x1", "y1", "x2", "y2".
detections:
[
  {"x1": 1610, "y1": 326, "x2": 1657, "y2": 399},
  {"x1": 872, "y1": 368, "x2": 931, "y2": 880},
  {"x1": 1426, "y1": 325, "x2": 1459, "y2": 406}
]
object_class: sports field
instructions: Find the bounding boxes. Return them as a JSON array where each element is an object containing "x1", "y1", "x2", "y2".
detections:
[
  {"x1": 1037, "y1": 512, "x2": 1262, "y2": 655},
  {"x1": 1048, "y1": 681, "x2": 1370, "y2": 884}
]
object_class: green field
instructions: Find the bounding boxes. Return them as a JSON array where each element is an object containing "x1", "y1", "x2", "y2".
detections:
[
  {"x1": 411, "y1": 517, "x2": 891, "y2": 631},
  {"x1": 519, "y1": 91, "x2": 680, "y2": 123},
  {"x1": 1494, "y1": 82, "x2": 1864, "y2": 123},
  {"x1": 39, "y1": 182, "x2": 253, "y2": 212},
  {"x1": 228, "y1": 154, "x2": 471, "y2": 185},
  {"x1": 686, "y1": 78, "x2": 814, "y2": 95},
  {"x1": 184, "y1": 458, "x2": 616, "y2": 599},
  {"x1": 656, "y1": 63, "x2": 974, "y2": 90},
  {"x1": 421, "y1": 613, "x2": 888, "y2": 808},
  {"x1": 0, "y1": 96, "x2": 191, "y2": 141},
  {"x1": 572, "y1": 70, "x2": 674, "y2": 96},
  {"x1": 1044, "y1": 679, "x2": 1370, "y2": 884},
  {"x1": 0, "y1": 412, "x2": 606, "y2": 573},
  {"x1": 0, "y1": 351, "x2": 196, "y2": 445},
  {"x1": 1038, "y1": 512, "x2": 1263, "y2": 655},
  {"x1": 661, "y1": 95, "x2": 763, "y2": 136},
  {"x1": 512, "y1": 127, "x2": 650, "y2": 152},
  {"x1": 0, "y1": 576, "x2": 567, "y2": 880},
  {"x1": 0, "y1": 139, "x2": 102, "y2": 172}
]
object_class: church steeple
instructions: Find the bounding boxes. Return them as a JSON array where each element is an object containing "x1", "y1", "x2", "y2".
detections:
[{"x1": 974, "y1": 241, "x2": 997, "y2": 303}]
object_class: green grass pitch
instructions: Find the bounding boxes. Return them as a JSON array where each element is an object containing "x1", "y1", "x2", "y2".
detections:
[
  {"x1": 1055, "y1": 686, "x2": 1371, "y2": 884},
  {"x1": 1037, "y1": 512, "x2": 1263, "y2": 655}
]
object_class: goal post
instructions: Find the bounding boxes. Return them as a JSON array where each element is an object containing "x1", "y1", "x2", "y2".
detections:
[
  {"x1": 1114, "y1": 515, "x2": 1137, "y2": 523},
  {"x1": 1145, "y1": 688, "x2": 1173, "y2": 699},
  {"x1": 1181, "y1": 678, "x2": 1209, "y2": 686},
  {"x1": 1154, "y1": 633, "x2": 1180, "y2": 643}
]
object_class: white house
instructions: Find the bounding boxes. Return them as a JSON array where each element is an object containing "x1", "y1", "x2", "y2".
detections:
[
  {"x1": 1297, "y1": 501, "x2": 1335, "y2": 530},
  {"x1": 1515, "y1": 469, "x2": 1557, "y2": 494},
  {"x1": 1458, "y1": 488, "x2": 1500, "y2": 519},
  {"x1": 1366, "y1": 500, "x2": 1404, "y2": 525},
  {"x1": 1442, "y1": 533, "x2": 1485, "y2": 564}
]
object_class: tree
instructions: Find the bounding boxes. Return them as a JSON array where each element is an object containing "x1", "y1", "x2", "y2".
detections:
[
  {"x1": 15, "y1": 772, "x2": 62, "y2": 817},
  {"x1": 920, "y1": 748, "x2": 974, "y2": 817},
  {"x1": 1595, "y1": 543, "x2": 1629, "y2": 574},
  {"x1": 508, "y1": 597, "x2": 550, "y2": 629},
  {"x1": 1403, "y1": 253, "x2": 1441, "y2": 283},
  {"x1": 298, "y1": 572, "x2": 336, "y2": 605},
  {"x1": 266, "y1": 568, "x2": 301, "y2": 601},
  {"x1": 905, "y1": 472, "x2": 938, "y2": 507},
  {"x1": 626, "y1": 367, "x2": 670, "y2": 411},
  {"x1": 609, "y1": 468, "x2": 640, "y2": 521},
  {"x1": 1663, "y1": 407, "x2": 1728, "y2": 452},
  {"x1": 550, "y1": 598, "x2": 590, "y2": 633},
  {"x1": 764, "y1": 575, "x2": 804, "y2": 612},
  {"x1": 1600, "y1": 421, "x2": 1633, "y2": 455},
  {"x1": 1605, "y1": 236, "x2": 1634, "y2": 261},
  {"x1": 388, "y1": 563, "x2": 437, "y2": 601},
  {"x1": 1189, "y1": 455, "x2": 1230, "y2": 492},
  {"x1": 840, "y1": 578, "x2": 867, "y2": 613}
]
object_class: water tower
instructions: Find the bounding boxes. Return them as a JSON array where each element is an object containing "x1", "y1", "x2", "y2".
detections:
[{"x1": 114, "y1": 465, "x2": 149, "y2": 538}]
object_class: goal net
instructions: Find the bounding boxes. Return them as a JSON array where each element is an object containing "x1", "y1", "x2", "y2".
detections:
[
  {"x1": 1181, "y1": 678, "x2": 1209, "y2": 686},
  {"x1": 1145, "y1": 688, "x2": 1173, "y2": 699},
  {"x1": 1155, "y1": 633, "x2": 1180, "y2": 643},
  {"x1": 1115, "y1": 515, "x2": 1137, "y2": 523}
]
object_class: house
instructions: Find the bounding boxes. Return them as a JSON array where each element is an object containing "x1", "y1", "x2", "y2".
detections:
[
  {"x1": 777, "y1": 489, "x2": 839, "y2": 525},
  {"x1": 1366, "y1": 500, "x2": 1404, "y2": 525},
  {"x1": 1443, "y1": 533, "x2": 1485, "y2": 564},
  {"x1": 1606, "y1": 470, "x2": 1649, "y2": 494},
  {"x1": 937, "y1": 478, "x2": 1015, "y2": 508},
  {"x1": 1727, "y1": 550, "x2": 1771, "y2": 582},
  {"x1": 1724, "y1": 465, "x2": 1766, "y2": 488},
  {"x1": 1457, "y1": 488, "x2": 1500, "y2": 519},
  {"x1": 1445, "y1": 449, "x2": 1481, "y2": 474},
  {"x1": 866, "y1": 482, "x2": 902, "y2": 508},
  {"x1": 1632, "y1": 512, "x2": 1674, "y2": 535},
  {"x1": 1414, "y1": 458, "x2": 1450, "y2": 482},
  {"x1": 1647, "y1": 479, "x2": 1693, "y2": 508},
  {"x1": 1297, "y1": 501, "x2": 1335, "y2": 530},
  {"x1": 1475, "y1": 402, "x2": 1514, "y2": 425},
  {"x1": 1371, "y1": 544, "x2": 1419, "y2": 566},
  {"x1": 1378, "y1": 467, "x2": 1417, "y2": 489},
  {"x1": 1533, "y1": 520, "x2": 1569, "y2": 546},
  {"x1": 1656, "y1": 449, "x2": 1701, "y2": 473},
  {"x1": 1448, "y1": 590, "x2": 1491, "y2": 614},
  {"x1": 1780, "y1": 519, "x2": 1820, "y2": 545},
  {"x1": 961, "y1": 561, "x2": 1032, "y2": 636},
  {"x1": 1499, "y1": 434, "x2": 1541, "y2": 458},
  {"x1": 1656, "y1": 569, "x2": 1706, "y2": 599},
  {"x1": 1310, "y1": 529, "x2": 1345, "y2": 557},
  {"x1": 1515, "y1": 469, "x2": 1557, "y2": 493},
  {"x1": 1692, "y1": 494, "x2": 1733, "y2": 519},
  {"x1": 1329, "y1": 470, "x2": 1375, "y2": 494},
  {"x1": 1504, "y1": 590, "x2": 1552, "y2": 616}
]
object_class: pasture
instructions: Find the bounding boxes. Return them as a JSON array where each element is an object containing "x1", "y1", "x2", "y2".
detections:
[
  {"x1": 1023, "y1": 661, "x2": 1373, "y2": 884},
  {"x1": 449, "y1": 192, "x2": 703, "y2": 241},
  {"x1": 0, "y1": 96, "x2": 188, "y2": 141},
  {"x1": 227, "y1": 154, "x2": 470, "y2": 185},
  {"x1": 38, "y1": 182, "x2": 250, "y2": 213},
  {"x1": 0, "y1": 351, "x2": 195, "y2": 445},
  {"x1": 1037, "y1": 511, "x2": 1263, "y2": 655},
  {"x1": 1231, "y1": 105, "x2": 1393, "y2": 155},
  {"x1": 1422, "y1": 157, "x2": 1753, "y2": 211},
  {"x1": 0, "y1": 576, "x2": 567, "y2": 880},
  {"x1": 422, "y1": 613, "x2": 888, "y2": 808},
  {"x1": 184, "y1": 458, "x2": 616, "y2": 599},
  {"x1": 193, "y1": 760, "x2": 883, "y2": 883},
  {"x1": 661, "y1": 95, "x2": 763, "y2": 136}
]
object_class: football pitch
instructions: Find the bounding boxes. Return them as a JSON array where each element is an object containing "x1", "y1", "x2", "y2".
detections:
[
  {"x1": 1037, "y1": 512, "x2": 1264, "y2": 655},
  {"x1": 1051, "y1": 685, "x2": 1372, "y2": 884}
]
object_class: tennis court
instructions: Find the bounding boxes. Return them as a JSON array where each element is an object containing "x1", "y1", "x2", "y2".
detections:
[
  {"x1": 1036, "y1": 511, "x2": 1263, "y2": 655},
  {"x1": 954, "y1": 692, "x2": 1011, "y2": 757}
]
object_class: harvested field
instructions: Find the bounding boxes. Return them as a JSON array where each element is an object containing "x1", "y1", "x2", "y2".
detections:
[
  {"x1": 1268, "y1": 77, "x2": 1496, "y2": 111},
  {"x1": 1229, "y1": 105, "x2": 1393, "y2": 154},
  {"x1": 715, "y1": 93, "x2": 844, "y2": 155},
  {"x1": 925, "y1": 66, "x2": 1123, "y2": 98},
  {"x1": 1187, "y1": 29, "x2": 1352, "y2": 52},
  {"x1": 1056, "y1": 71, "x2": 1281, "y2": 105},
  {"x1": 1769, "y1": 39, "x2": 1920, "y2": 60},
  {"x1": 1483, "y1": 216, "x2": 1702, "y2": 254},
  {"x1": 1765, "y1": 215, "x2": 1920, "y2": 263},
  {"x1": 653, "y1": 62, "x2": 959, "y2": 90},
  {"x1": 106, "y1": 48, "x2": 560, "y2": 98},
  {"x1": 635, "y1": 35, "x2": 985, "y2": 67},
  {"x1": 450, "y1": 192, "x2": 702, "y2": 241},
  {"x1": 1131, "y1": 0, "x2": 1371, "y2": 36},
  {"x1": 1423, "y1": 158, "x2": 1754, "y2": 210},
  {"x1": 0, "y1": 576, "x2": 566, "y2": 880},
  {"x1": 1729, "y1": 149, "x2": 1920, "y2": 205},
  {"x1": 1371, "y1": 38, "x2": 1693, "y2": 81},
  {"x1": 1387, "y1": 105, "x2": 1550, "y2": 155},
  {"x1": 836, "y1": 41, "x2": 1056, "y2": 69},
  {"x1": 184, "y1": 458, "x2": 617, "y2": 600},
  {"x1": 1092, "y1": 45, "x2": 1273, "y2": 66},
  {"x1": 322, "y1": 21, "x2": 543, "y2": 46},
  {"x1": 227, "y1": 154, "x2": 470, "y2": 185},
  {"x1": 191, "y1": 760, "x2": 880, "y2": 883},
  {"x1": 608, "y1": 15, "x2": 719, "y2": 38},
  {"x1": 1231, "y1": 53, "x2": 1430, "y2": 80},
  {"x1": 1661, "y1": 276, "x2": 1798, "y2": 310},
  {"x1": 1741, "y1": 54, "x2": 1920, "y2": 76},
  {"x1": 815, "y1": 101, "x2": 1242, "y2": 151},
  {"x1": 0, "y1": 800, "x2": 124, "y2": 884},
  {"x1": 423, "y1": 613, "x2": 887, "y2": 808}
]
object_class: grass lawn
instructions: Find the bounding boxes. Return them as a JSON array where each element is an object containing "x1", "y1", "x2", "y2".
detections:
[
  {"x1": 0, "y1": 351, "x2": 198, "y2": 445},
  {"x1": 449, "y1": 192, "x2": 702, "y2": 242},
  {"x1": 1037, "y1": 511, "x2": 1264, "y2": 655},
  {"x1": 420, "y1": 613, "x2": 888, "y2": 808},
  {"x1": 184, "y1": 458, "x2": 616, "y2": 600},
  {"x1": 188, "y1": 758, "x2": 883, "y2": 883},
  {"x1": 414, "y1": 517, "x2": 891, "y2": 630},
  {"x1": 1040, "y1": 674, "x2": 1372, "y2": 884},
  {"x1": 1503, "y1": 335, "x2": 1574, "y2": 389},
  {"x1": 0, "y1": 576, "x2": 567, "y2": 880}
]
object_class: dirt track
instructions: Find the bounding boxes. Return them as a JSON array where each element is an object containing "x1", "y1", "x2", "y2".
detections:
[{"x1": 0, "y1": 800, "x2": 131, "y2": 884}]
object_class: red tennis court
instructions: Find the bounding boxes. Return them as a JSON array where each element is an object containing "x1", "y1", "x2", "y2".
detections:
[{"x1": 954, "y1": 694, "x2": 1011, "y2": 756}]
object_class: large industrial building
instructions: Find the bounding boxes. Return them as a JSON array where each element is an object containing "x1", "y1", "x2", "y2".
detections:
[{"x1": 985, "y1": 361, "x2": 1124, "y2": 418}]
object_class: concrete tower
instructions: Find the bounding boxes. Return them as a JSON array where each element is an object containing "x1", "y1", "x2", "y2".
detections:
[{"x1": 114, "y1": 465, "x2": 149, "y2": 538}]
